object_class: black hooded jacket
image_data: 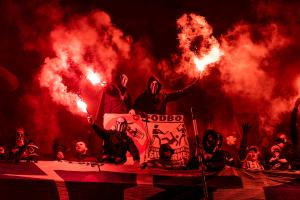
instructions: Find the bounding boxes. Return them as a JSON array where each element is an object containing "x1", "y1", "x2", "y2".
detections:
[
  {"x1": 101, "y1": 83, "x2": 131, "y2": 114},
  {"x1": 91, "y1": 124, "x2": 140, "y2": 163},
  {"x1": 133, "y1": 76, "x2": 196, "y2": 114}
]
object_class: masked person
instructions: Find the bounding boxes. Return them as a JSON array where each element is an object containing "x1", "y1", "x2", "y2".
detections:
[
  {"x1": 93, "y1": 72, "x2": 134, "y2": 161},
  {"x1": 88, "y1": 116, "x2": 140, "y2": 166},
  {"x1": 100, "y1": 73, "x2": 133, "y2": 116},
  {"x1": 202, "y1": 129, "x2": 234, "y2": 171},
  {"x1": 9, "y1": 127, "x2": 38, "y2": 162},
  {"x1": 133, "y1": 76, "x2": 198, "y2": 115}
]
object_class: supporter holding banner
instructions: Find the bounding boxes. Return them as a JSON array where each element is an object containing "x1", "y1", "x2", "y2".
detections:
[{"x1": 103, "y1": 114, "x2": 190, "y2": 167}]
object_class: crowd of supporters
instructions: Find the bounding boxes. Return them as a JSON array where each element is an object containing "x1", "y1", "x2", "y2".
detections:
[{"x1": 0, "y1": 73, "x2": 299, "y2": 172}]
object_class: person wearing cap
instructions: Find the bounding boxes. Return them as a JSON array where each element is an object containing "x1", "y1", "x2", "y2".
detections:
[
  {"x1": 269, "y1": 133, "x2": 294, "y2": 169},
  {"x1": 242, "y1": 146, "x2": 264, "y2": 170},
  {"x1": 88, "y1": 116, "x2": 140, "y2": 166},
  {"x1": 269, "y1": 145, "x2": 290, "y2": 170}
]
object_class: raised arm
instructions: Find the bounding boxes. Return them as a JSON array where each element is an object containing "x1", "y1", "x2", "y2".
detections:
[
  {"x1": 166, "y1": 79, "x2": 199, "y2": 102},
  {"x1": 238, "y1": 123, "x2": 251, "y2": 162},
  {"x1": 88, "y1": 116, "x2": 110, "y2": 140},
  {"x1": 240, "y1": 123, "x2": 251, "y2": 149}
]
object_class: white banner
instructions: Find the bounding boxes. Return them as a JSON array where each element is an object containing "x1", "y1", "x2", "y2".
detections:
[{"x1": 103, "y1": 114, "x2": 190, "y2": 166}]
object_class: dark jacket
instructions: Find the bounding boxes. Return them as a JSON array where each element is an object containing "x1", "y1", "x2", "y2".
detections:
[
  {"x1": 101, "y1": 83, "x2": 131, "y2": 114},
  {"x1": 134, "y1": 76, "x2": 196, "y2": 114},
  {"x1": 202, "y1": 129, "x2": 233, "y2": 171},
  {"x1": 204, "y1": 150, "x2": 233, "y2": 171},
  {"x1": 92, "y1": 124, "x2": 140, "y2": 163}
]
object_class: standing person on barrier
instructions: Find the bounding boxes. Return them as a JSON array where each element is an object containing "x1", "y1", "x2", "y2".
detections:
[{"x1": 133, "y1": 76, "x2": 198, "y2": 114}]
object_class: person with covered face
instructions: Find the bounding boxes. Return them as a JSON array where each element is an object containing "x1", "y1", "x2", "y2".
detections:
[
  {"x1": 88, "y1": 116, "x2": 140, "y2": 166},
  {"x1": 93, "y1": 72, "x2": 134, "y2": 161},
  {"x1": 202, "y1": 129, "x2": 234, "y2": 171},
  {"x1": 9, "y1": 127, "x2": 38, "y2": 162},
  {"x1": 133, "y1": 76, "x2": 198, "y2": 114},
  {"x1": 100, "y1": 72, "x2": 133, "y2": 115}
]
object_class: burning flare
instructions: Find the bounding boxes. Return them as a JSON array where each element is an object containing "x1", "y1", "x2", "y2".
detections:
[
  {"x1": 86, "y1": 68, "x2": 101, "y2": 85},
  {"x1": 193, "y1": 46, "x2": 223, "y2": 72},
  {"x1": 38, "y1": 11, "x2": 131, "y2": 116},
  {"x1": 76, "y1": 99, "x2": 88, "y2": 113},
  {"x1": 176, "y1": 13, "x2": 223, "y2": 76}
]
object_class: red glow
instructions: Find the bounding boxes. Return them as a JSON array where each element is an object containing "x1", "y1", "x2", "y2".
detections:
[
  {"x1": 193, "y1": 46, "x2": 223, "y2": 72},
  {"x1": 296, "y1": 76, "x2": 300, "y2": 95},
  {"x1": 76, "y1": 99, "x2": 88, "y2": 113},
  {"x1": 86, "y1": 68, "x2": 101, "y2": 85},
  {"x1": 38, "y1": 11, "x2": 132, "y2": 116},
  {"x1": 176, "y1": 13, "x2": 223, "y2": 77}
]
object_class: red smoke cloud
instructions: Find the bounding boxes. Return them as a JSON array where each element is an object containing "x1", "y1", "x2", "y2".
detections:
[
  {"x1": 158, "y1": 13, "x2": 223, "y2": 80},
  {"x1": 39, "y1": 11, "x2": 132, "y2": 116},
  {"x1": 218, "y1": 4, "x2": 300, "y2": 136},
  {"x1": 159, "y1": 9, "x2": 300, "y2": 141},
  {"x1": 220, "y1": 23, "x2": 288, "y2": 101}
]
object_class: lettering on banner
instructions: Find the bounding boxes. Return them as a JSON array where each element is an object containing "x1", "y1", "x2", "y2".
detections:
[{"x1": 145, "y1": 114, "x2": 190, "y2": 166}]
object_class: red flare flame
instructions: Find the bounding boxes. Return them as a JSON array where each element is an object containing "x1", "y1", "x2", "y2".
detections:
[
  {"x1": 177, "y1": 13, "x2": 223, "y2": 77},
  {"x1": 76, "y1": 99, "x2": 88, "y2": 113},
  {"x1": 86, "y1": 68, "x2": 101, "y2": 85},
  {"x1": 193, "y1": 46, "x2": 223, "y2": 72},
  {"x1": 38, "y1": 11, "x2": 132, "y2": 117}
]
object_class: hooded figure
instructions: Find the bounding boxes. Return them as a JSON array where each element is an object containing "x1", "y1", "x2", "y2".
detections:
[
  {"x1": 101, "y1": 73, "x2": 131, "y2": 114},
  {"x1": 93, "y1": 72, "x2": 132, "y2": 161},
  {"x1": 133, "y1": 76, "x2": 197, "y2": 114},
  {"x1": 89, "y1": 117, "x2": 140, "y2": 165},
  {"x1": 202, "y1": 129, "x2": 234, "y2": 171}
]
